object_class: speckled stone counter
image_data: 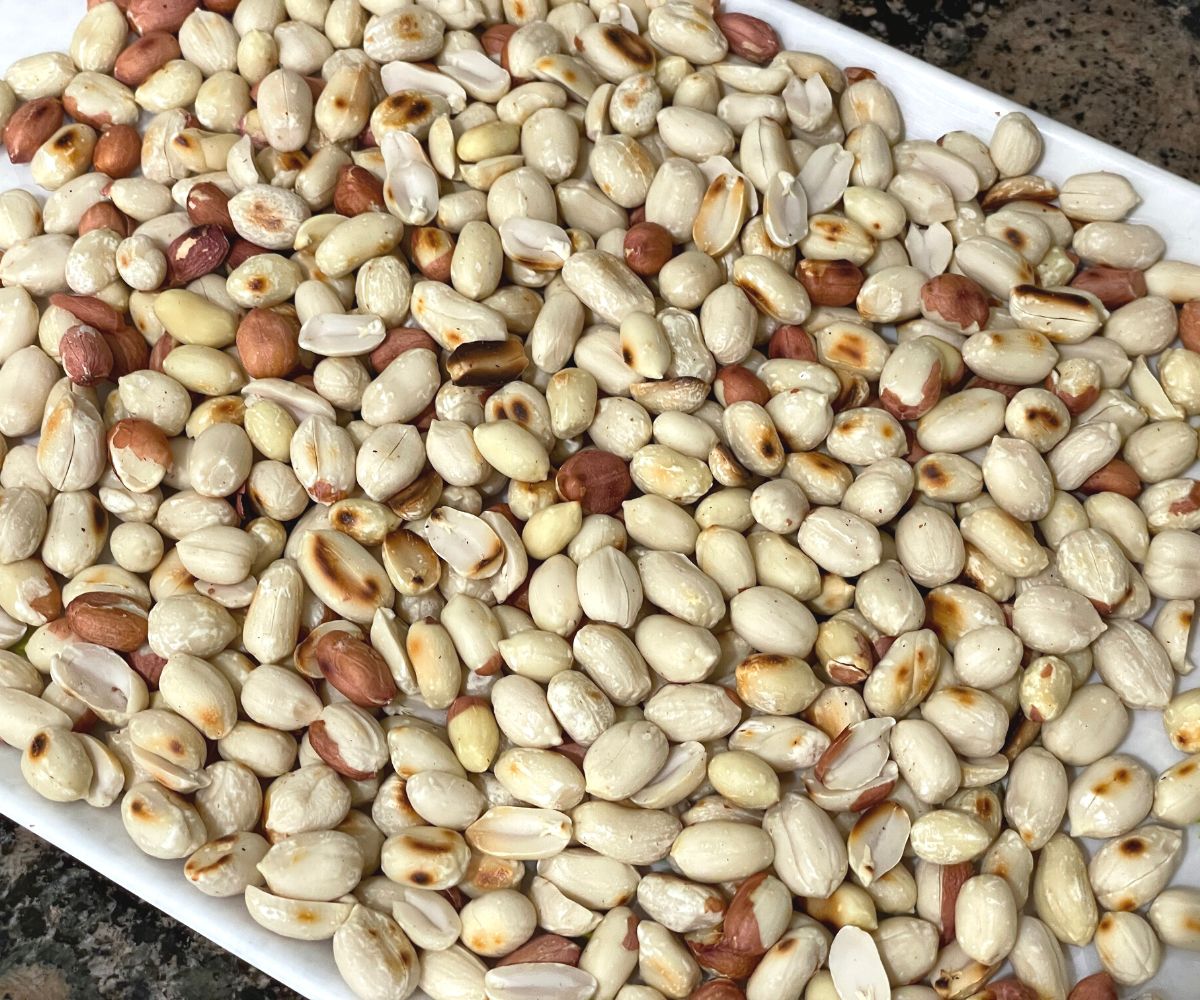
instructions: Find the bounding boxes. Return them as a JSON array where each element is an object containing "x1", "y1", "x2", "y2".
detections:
[
  {"x1": 805, "y1": 0, "x2": 1200, "y2": 180},
  {"x1": 3, "y1": 2, "x2": 1200, "y2": 998},
  {"x1": 0, "y1": 821, "x2": 294, "y2": 1000}
]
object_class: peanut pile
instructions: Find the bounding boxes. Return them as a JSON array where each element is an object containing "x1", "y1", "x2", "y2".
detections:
[{"x1": 0, "y1": 1, "x2": 1199, "y2": 999}]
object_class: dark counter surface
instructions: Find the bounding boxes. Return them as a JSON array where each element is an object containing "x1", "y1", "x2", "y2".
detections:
[
  {"x1": 808, "y1": 0, "x2": 1200, "y2": 180},
  {"x1": 3, "y1": 2, "x2": 1200, "y2": 998}
]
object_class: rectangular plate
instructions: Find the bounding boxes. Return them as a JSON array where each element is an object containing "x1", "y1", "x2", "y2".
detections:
[{"x1": 1, "y1": 2, "x2": 1197, "y2": 998}]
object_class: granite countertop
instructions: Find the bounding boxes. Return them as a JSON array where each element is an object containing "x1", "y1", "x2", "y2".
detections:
[
  {"x1": 811, "y1": 0, "x2": 1200, "y2": 181},
  {"x1": 3, "y1": 2, "x2": 1200, "y2": 999}
]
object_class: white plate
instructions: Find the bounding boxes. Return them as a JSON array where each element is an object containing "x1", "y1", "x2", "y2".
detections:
[{"x1": 1, "y1": 2, "x2": 1197, "y2": 998}]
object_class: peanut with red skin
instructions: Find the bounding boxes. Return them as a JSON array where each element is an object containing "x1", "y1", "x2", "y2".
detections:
[
  {"x1": 714, "y1": 12, "x2": 781, "y2": 64},
  {"x1": 555, "y1": 450, "x2": 633, "y2": 516},
  {"x1": 113, "y1": 32, "x2": 181, "y2": 86},
  {"x1": 624, "y1": 221, "x2": 674, "y2": 276},
  {"x1": 1070, "y1": 266, "x2": 1147, "y2": 309},
  {"x1": 59, "y1": 325, "x2": 114, "y2": 387},
  {"x1": 797, "y1": 259, "x2": 865, "y2": 307},
  {"x1": 236, "y1": 309, "x2": 300, "y2": 379},
  {"x1": 4, "y1": 99, "x2": 63, "y2": 164}
]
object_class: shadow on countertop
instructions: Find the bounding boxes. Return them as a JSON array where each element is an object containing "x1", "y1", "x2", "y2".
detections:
[{"x1": 2, "y1": 3, "x2": 1199, "y2": 999}]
